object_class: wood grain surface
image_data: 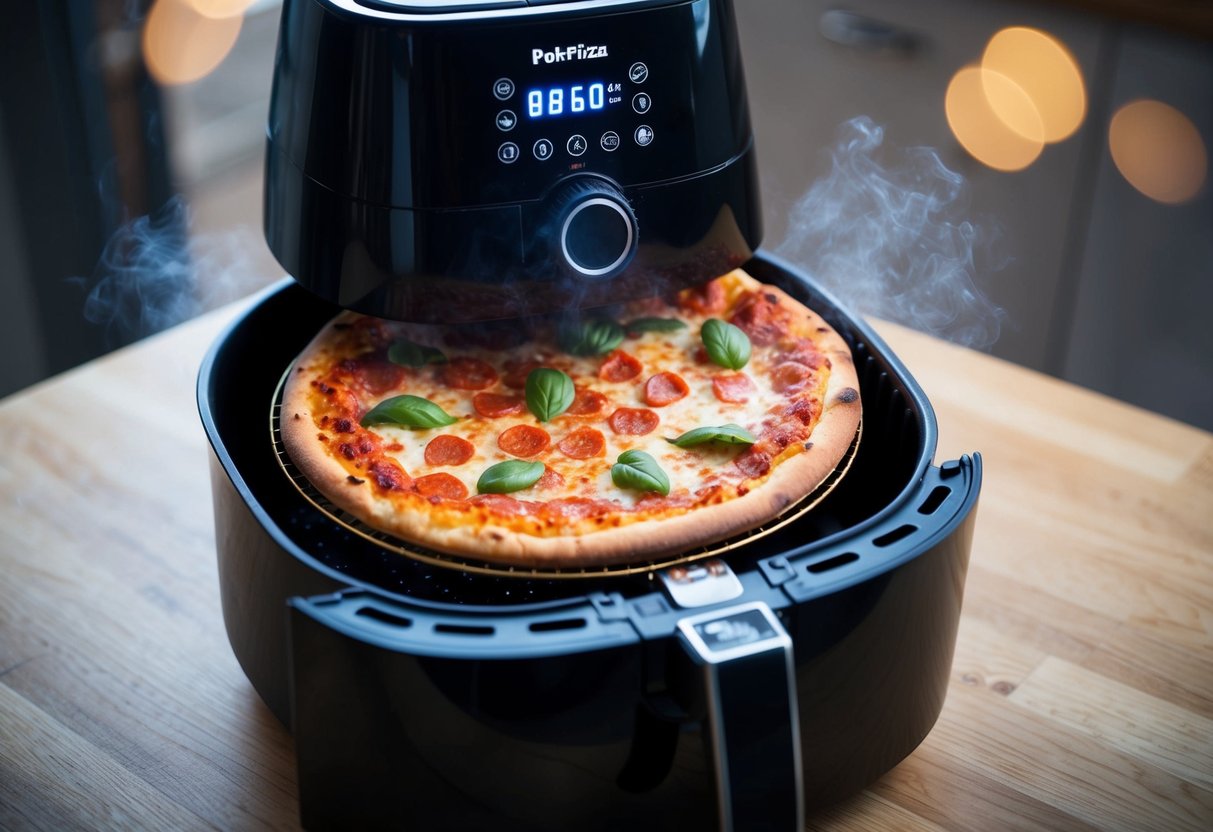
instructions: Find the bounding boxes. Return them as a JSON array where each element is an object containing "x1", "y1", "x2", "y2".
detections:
[{"x1": 1, "y1": 297, "x2": 1210, "y2": 830}]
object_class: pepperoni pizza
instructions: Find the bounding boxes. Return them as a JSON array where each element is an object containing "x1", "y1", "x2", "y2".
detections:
[{"x1": 280, "y1": 269, "x2": 861, "y2": 566}]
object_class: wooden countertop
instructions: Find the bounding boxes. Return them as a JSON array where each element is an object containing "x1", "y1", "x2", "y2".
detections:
[{"x1": 1, "y1": 296, "x2": 1210, "y2": 830}]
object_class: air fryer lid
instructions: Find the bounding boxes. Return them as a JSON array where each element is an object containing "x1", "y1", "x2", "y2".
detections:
[{"x1": 263, "y1": 0, "x2": 762, "y2": 321}]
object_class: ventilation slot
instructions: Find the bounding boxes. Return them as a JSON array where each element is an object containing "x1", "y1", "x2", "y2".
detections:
[
  {"x1": 807, "y1": 552, "x2": 859, "y2": 574},
  {"x1": 917, "y1": 485, "x2": 952, "y2": 515},
  {"x1": 435, "y1": 623, "x2": 494, "y2": 636},
  {"x1": 356, "y1": 607, "x2": 412, "y2": 628},
  {"x1": 873, "y1": 525, "x2": 917, "y2": 547},
  {"x1": 529, "y1": 618, "x2": 588, "y2": 633}
]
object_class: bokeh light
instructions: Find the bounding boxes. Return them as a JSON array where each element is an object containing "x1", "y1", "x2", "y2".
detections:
[
  {"x1": 1109, "y1": 99, "x2": 1208, "y2": 204},
  {"x1": 184, "y1": 0, "x2": 257, "y2": 19},
  {"x1": 982, "y1": 27, "x2": 1086, "y2": 143},
  {"x1": 945, "y1": 66, "x2": 1044, "y2": 172},
  {"x1": 143, "y1": 0, "x2": 243, "y2": 86}
]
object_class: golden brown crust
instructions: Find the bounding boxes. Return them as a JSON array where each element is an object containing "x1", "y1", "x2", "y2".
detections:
[{"x1": 280, "y1": 269, "x2": 861, "y2": 567}]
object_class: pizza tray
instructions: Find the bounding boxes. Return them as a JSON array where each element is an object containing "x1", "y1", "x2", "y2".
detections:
[{"x1": 269, "y1": 367, "x2": 862, "y2": 579}]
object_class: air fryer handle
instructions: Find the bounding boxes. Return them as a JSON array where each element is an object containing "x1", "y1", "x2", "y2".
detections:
[{"x1": 677, "y1": 602, "x2": 804, "y2": 832}]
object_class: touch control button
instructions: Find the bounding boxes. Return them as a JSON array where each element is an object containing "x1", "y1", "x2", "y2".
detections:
[
  {"x1": 628, "y1": 62, "x2": 648, "y2": 84},
  {"x1": 632, "y1": 92, "x2": 651, "y2": 114},
  {"x1": 497, "y1": 142, "x2": 520, "y2": 164},
  {"x1": 600, "y1": 131, "x2": 621, "y2": 151},
  {"x1": 496, "y1": 110, "x2": 517, "y2": 131},
  {"x1": 533, "y1": 139, "x2": 553, "y2": 160},
  {"x1": 567, "y1": 134, "x2": 587, "y2": 156},
  {"x1": 493, "y1": 78, "x2": 514, "y2": 100},
  {"x1": 634, "y1": 125, "x2": 654, "y2": 147}
]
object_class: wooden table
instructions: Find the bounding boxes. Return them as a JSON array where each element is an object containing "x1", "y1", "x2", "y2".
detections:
[{"x1": 1, "y1": 296, "x2": 1210, "y2": 830}]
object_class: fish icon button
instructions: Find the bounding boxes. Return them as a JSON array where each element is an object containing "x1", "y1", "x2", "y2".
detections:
[
  {"x1": 628, "y1": 62, "x2": 648, "y2": 84},
  {"x1": 496, "y1": 110, "x2": 517, "y2": 132}
]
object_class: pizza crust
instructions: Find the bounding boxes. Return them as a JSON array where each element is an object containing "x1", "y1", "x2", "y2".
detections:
[{"x1": 281, "y1": 271, "x2": 861, "y2": 567}]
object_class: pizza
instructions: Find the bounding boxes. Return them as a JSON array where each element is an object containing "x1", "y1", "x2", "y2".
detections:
[{"x1": 280, "y1": 269, "x2": 861, "y2": 567}]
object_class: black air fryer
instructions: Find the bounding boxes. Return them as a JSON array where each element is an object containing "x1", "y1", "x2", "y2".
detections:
[
  {"x1": 199, "y1": 1, "x2": 982, "y2": 830},
  {"x1": 264, "y1": 0, "x2": 761, "y2": 322}
]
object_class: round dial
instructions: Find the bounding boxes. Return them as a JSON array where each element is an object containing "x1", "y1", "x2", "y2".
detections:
[{"x1": 552, "y1": 178, "x2": 637, "y2": 279}]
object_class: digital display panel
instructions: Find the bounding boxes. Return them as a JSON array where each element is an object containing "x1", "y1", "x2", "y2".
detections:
[{"x1": 525, "y1": 81, "x2": 624, "y2": 119}]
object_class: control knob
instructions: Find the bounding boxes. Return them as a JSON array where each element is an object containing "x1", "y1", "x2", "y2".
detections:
[{"x1": 548, "y1": 178, "x2": 637, "y2": 279}]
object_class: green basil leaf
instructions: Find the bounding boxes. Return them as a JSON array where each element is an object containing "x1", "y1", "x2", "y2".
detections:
[
  {"x1": 387, "y1": 339, "x2": 447, "y2": 367},
  {"x1": 666, "y1": 423, "x2": 757, "y2": 448},
  {"x1": 701, "y1": 318, "x2": 752, "y2": 370},
  {"x1": 477, "y1": 460, "x2": 545, "y2": 494},
  {"x1": 610, "y1": 449, "x2": 670, "y2": 496},
  {"x1": 558, "y1": 318, "x2": 625, "y2": 356},
  {"x1": 360, "y1": 395, "x2": 458, "y2": 429},
  {"x1": 623, "y1": 317, "x2": 687, "y2": 334},
  {"x1": 525, "y1": 368, "x2": 575, "y2": 422}
]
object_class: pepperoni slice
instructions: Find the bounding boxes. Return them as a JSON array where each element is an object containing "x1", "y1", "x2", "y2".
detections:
[
  {"x1": 536, "y1": 466, "x2": 566, "y2": 490},
  {"x1": 599, "y1": 350, "x2": 643, "y2": 382},
  {"x1": 643, "y1": 372, "x2": 690, "y2": 407},
  {"x1": 472, "y1": 392, "x2": 524, "y2": 418},
  {"x1": 728, "y1": 291, "x2": 791, "y2": 346},
  {"x1": 439, "y1": 357, "x2": 498, "y2": 390},
  {"x1": 501, "y1": 359, "x2": 541, "y2": 389},
  {"x1": 771, "y1": 361, "x2": 813, "y2": 393},
  {"x1": 565, "y1": 388, "x2": 607, "y2": 417},
  {"x1": 608, "y1": 407, "x2": 660, "y2": 436},
  {"x1": 712, "y1": 372, "x2": 755, "y2": 403},
  {"x1": 734, "y1": 448, "x2": 772, "y2": 478},
  {"x1": 339, "y1": 353, "x2": 405, "y2": 395},
  {"x1": 497, "y1": 424, "x2": 551, "y2": 457},
  {"x1": 414, "y1": 472, "x2": 469, "y2": 501},
  {"x1": 679, "y1": 278, "x2": 727, "y2": 315},
  {"x1": 557, "y1": 427, "x2": 606, "y2": 459},
  {"x1": 424, "y1": 434, "x2": 474, "y2": 466},
  {"x1": 776, "y1": 342, "x2": 828, "y2": 370}
]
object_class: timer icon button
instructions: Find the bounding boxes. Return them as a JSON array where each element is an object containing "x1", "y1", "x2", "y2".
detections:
[
  {"x1": 497, "y1": 142, "x2": 520, "y2": 164},
  {"x1": 628, "y1": 62, "x2": 649, "y2": 84},
  {"x1": 632, "y1": 92, "x2": 651, "y2": 114},
  {"x1": 567, "y1": 134, "x2": 588, "y2": 157},
  {"x1": 496, "y1": 110, "x2": 517, "y2": 132},
  {"x1": 634, "y1": 125, "x2": 654, "y2": 147},
  {"x1": 600, "y1": 131, "x2": 621, "y2": 152},
  {"x1": 533, "y1": 139, "x2": 554, "y2": 160},
  {"x1": 493, "y1": 78, "x2": 515, "y2": 100}
]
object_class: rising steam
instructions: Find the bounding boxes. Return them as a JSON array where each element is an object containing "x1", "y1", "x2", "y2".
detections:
[
  {"x1": 775, "y1": 117, "x2": 1005, "y2": 348},
  {"x1": 79, "y1": 195, "x2": 268, "y2": 343}
]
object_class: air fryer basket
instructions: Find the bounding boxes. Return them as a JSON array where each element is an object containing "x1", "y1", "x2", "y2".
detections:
[{"x1": 199, "y1": 253, "x2": 980, "y2": 829}]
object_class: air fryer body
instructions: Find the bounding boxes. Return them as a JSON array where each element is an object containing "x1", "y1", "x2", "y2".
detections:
[{"x1": 264, "y1": 0, "x2": 762, "y2": 321}]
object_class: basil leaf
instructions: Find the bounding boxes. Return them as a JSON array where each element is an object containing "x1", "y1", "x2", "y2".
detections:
[
  {"x1": 610, "y1": 449, "x2": 670, "y2": 496},
  {"x1": 701, "y1": 318, "x2": 752, "y2": 370},
  {"x1": 360, "y1": 395, "x2": 458, "y2": 429},
  {"x1": 387, "y1": 339, "x2": 447, "y2": 367},
  {"x1": 558, "y1": 318, "x2": 625, "y2": 356},
  {"x1": 666, "y1": 423, "x2": 757, "y2": 448},
  {"x1": 624, "y1": 317, "x2": 687, "y2": 334},
  {"x1": 477, "y1": 460, "x2": 545, "y2": 494},
  {"x1": 525, "y1": 368, "x2": 575, "y2": 422}
]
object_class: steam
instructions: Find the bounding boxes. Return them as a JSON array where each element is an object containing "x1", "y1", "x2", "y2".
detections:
[
  {"x1": 78, "y1": 195, "x2": 269, "y2": 343},
  {"x1": 775, "y1": 117, "x2": 1005, "y2": 348}
]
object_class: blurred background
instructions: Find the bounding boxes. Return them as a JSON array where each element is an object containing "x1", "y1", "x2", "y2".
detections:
[{"x1": 0, "y1": 0, "x2": 1209, "y2": 429}]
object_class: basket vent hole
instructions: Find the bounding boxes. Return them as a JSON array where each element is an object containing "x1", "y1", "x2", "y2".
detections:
[
  {"x1": 873, "y1": 524, "x2": 917, "y2": 547},
  {"x1": 356, "y1": 607, "x2": 412, "y2": 628},
  {"x1": 807, "y1": 552, "x2": 859, "y2": 574},
  {"x1": 435, "y1": 623, "x2": 494, "y2": 636},
  {"x1": 918, "y1": 486, "x2": 952, "y2": 515},
  {"x1": 529, "y1": 618, "x2": 588, "y2": 633}
]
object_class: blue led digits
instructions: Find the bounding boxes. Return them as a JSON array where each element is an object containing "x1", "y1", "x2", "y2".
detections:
[{"x1": 526, "y1": 83, "x2": 608, "y2": 119}]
